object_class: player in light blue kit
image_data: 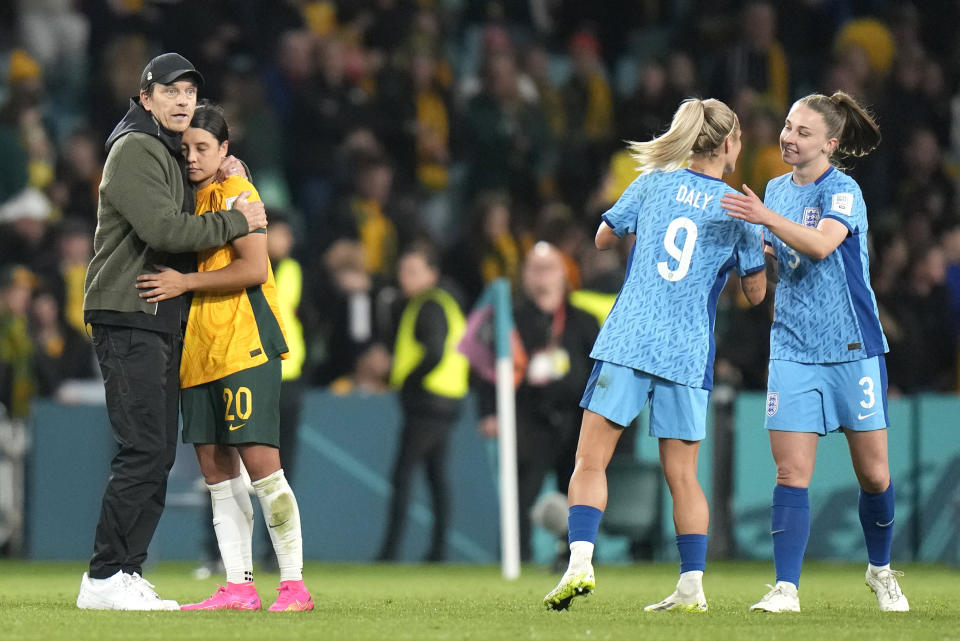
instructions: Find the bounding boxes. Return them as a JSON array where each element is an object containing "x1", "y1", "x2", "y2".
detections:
[
  {"x1": 722, "y1": 91, "x2": 909, "y2": 613},
  {"x1": 544, "y1": 98, "x2": 767, "y2": 611}
]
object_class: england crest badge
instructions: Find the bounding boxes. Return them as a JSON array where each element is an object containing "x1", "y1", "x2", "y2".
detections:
[{"x1": 766, "y1": 392, "x2": 779, "y2": 417}]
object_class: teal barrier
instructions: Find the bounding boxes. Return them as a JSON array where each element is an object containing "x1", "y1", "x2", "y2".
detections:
[
  {"x1": 289, "y1": 392, "x2": 497, "y2": 562},
  {"x1": 731, "y1": 393, "x2": 957, "y2": 563},
  {"x1": 915, "y1": 396, "x2": 960, "y2": 563},
  {"x1": 26, "y1": 403, "x2": 119, "y2": 560},
  {"x1": 24, "y1": 391, "x2": 960, "y2": 563},
  {"x1": 27, "y1": 392, "x2": 498, "y2": 563}
]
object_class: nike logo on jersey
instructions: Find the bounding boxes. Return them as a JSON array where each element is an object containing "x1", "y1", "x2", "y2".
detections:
[
  {"x1": 770, "y1": 529, "x2": 786, "y2": 535},
  {"x1": 675, "y1": 184, "x2": 714, "y2": 210},
  {"x1": 228, "y1": 422, "x2": 247, "y2": 431},
  {"x1": 875, "y1": 519, "x2": 894, "y2": 528},
  {"x1": 857, "y1": 411, "x2": 878, "y2": 420}
]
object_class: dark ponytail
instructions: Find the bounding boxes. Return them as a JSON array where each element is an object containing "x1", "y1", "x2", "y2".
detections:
[
  {"x1": 189, "y1": 99, "x2": 229, "y2": 144},
  {"x1": 796, "y1": 91, "x2": 881, "y2": 165},
  {"x1": 830, "y1": 91, "x2": 881, "y2": 159}
]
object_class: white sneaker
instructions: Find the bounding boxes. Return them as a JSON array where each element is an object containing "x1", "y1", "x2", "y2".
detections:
[
  {"x1": 866, "y1": 566, "x2": 909, "y2": 612},
  {"x1": 127, "y1": 572, "x2": 179, "y2": 610},
  {"x1": 750, "y1": 581, "x2": 800, "y2": 613},
  {"x1": 76, "y1": 571, "x2": 178, "y2": 611},
  {"x1": 644, "y1": 576, "x2": 708, "y2": 612}
]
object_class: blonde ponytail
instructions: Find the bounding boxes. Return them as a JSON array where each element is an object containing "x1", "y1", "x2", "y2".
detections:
[
  {"x1": 628, "y1": 99, "x2": 705, "y2": 171},
  {"x1": 627, "y1": 98, "x2": 739, "y2": 171}
]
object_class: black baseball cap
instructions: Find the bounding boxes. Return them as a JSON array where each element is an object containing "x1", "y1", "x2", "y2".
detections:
[{"x1": 140, "y1": 53, "x2": 205, "y2": 91}]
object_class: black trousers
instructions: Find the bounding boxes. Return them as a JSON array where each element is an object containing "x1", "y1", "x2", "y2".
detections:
[
  {"x1": 516, "y1": 414, "x2": 579, "y2": 561},
  {"x1": 277, "y1": 377, "x2": 304, "y2": 475},
  {"x1": 378, "y1": 410, "x2": 454, "y2": 561},
  {"x1": 88, "y1": 324, "x2": 181, "y2": 578}
]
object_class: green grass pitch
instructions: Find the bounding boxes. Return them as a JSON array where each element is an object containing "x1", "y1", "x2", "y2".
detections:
[{"x1": 0, "y1": 561, "x2": 956, "y2": 641}]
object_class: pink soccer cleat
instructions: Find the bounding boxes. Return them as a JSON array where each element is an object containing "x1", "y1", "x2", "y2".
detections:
[
  {"x1": 268, "y1": 580, "x2": 314, "y2": 612},
  {"x1": 181, "y1": 582, "x2": 261, "y2": 610}
]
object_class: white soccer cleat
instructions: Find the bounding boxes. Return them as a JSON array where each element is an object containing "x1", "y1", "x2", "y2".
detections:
[
  {"x1": 866, "y1": 566, "x2": 909, "y2": 612},
  {"x1": 543, "y1": 565, "x2": 596, "y2": 611},
  {"x1": 77, "y1": 570, "x2": 177, "y2": 610},
  {"x1": 750, "y1": 581, "x2": 800, "y2": 613},
  {"x1": 644, "y1": 572, "x2": 707, "y2": 612},
  {"x1": 644, "y1": 578, "x2": 708, "y2": 612}
]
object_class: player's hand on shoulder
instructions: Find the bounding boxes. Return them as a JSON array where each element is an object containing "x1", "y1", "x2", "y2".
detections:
[
  {"x1": 721, "y1": 184, "x2": 769, "y2": 225},
  {"x1": 233, "y1": 191, "x2": 267, "y2": 231},
  {"x1": 216, "y1": 155, "x2": 248, "y2": 183}
]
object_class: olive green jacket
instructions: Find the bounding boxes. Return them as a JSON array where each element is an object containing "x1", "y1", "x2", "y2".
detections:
[{"x1": 84, "y1": 102, "x2": 247, "y2": 319}]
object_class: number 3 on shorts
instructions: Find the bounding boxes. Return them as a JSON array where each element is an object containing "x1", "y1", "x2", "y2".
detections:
[{"x1": 858, "y1": 376, "x2": 875, "y2": 409}]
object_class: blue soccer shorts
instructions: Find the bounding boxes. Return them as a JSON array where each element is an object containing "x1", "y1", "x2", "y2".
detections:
[
  {"x1": 579, "y1": 360, "x2": 709, "y2": 441},
  {"x1": 764, "y1": 356, "x2": 889, "y2": 435}
]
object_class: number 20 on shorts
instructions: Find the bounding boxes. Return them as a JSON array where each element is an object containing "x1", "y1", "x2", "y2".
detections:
[{"x1": 223, "y1": 386, "x2": 253, "y2": 421}]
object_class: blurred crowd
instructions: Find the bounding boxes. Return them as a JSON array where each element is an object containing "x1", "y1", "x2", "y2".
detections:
[{"x1": 1, "y1": 0, "x2": 960, "y2": 421}]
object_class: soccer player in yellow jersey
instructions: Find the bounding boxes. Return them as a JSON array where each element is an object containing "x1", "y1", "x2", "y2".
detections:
[{"x1": 135, "y1": 102, "x2": 312, "y2": 612}]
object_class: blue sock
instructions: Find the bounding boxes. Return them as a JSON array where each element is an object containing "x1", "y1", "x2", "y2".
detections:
[
  {"x1": 859, "y1": 482, "x2": 895, "y2": 566},
  {"x1": 771, "y1": 485, "x2": 809, "y2": 587},
  {"x1": 568, "y1": 505, "x2": 603, "y2": 545},
  {"x1": 676, "y1": 534, "x2": 707, "y2": 573}
]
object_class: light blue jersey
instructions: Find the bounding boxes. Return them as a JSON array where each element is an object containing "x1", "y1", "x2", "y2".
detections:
[
  {"x1": 591, "y1": 169, "x2": 765, "y2": 389},
  {"x1": 764, "y1": 167, "x2": 887, "y2": 364}
]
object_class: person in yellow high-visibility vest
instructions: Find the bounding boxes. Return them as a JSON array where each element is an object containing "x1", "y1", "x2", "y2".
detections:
[
  {"x1": 378, "y1": 242, "x2": 468, "y2": 562},
  {"x1": 260, "y1": 211, "x2": 308, "y2": 571},
  {"x1": 266, "y1": 213, "x2": 307, "y2": 476}
]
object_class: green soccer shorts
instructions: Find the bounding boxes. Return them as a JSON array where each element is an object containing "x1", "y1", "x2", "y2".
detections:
[{"x1": 181, "y1": 357, "x2": 281, "y2": 447}]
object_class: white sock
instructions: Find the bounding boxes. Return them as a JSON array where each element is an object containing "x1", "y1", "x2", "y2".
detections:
[
  {"x1": 678, "y1": 570, "x2": 704, "y2": 592},
  {"x1": 253, "y1": 469, "x2": 303, "y2": 582},
  {"x1": 208, "y1": 477, "x2": 254, "y2": 585},
  {"x1": 568, "y1": 541, "x2": 595, "y2": 571},
  {"x1": 868, "y1": 563, "x2": 890, "y2": 574},
  {"x1": 776, "y1": 580, "x2": 798, "y2": 592},
  {"x1": 229, "y1": 475, "x2": 255, "y2": 580}
]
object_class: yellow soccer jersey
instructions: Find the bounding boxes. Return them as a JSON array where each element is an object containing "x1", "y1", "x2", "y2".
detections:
[{"x1": 180, "y1": 176, "x2": 288, "y2": 388}]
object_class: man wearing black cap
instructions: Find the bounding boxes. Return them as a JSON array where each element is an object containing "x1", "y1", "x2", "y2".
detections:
[{"x1": 77, "y1": 53, "x2": 266, "y2": 611}]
